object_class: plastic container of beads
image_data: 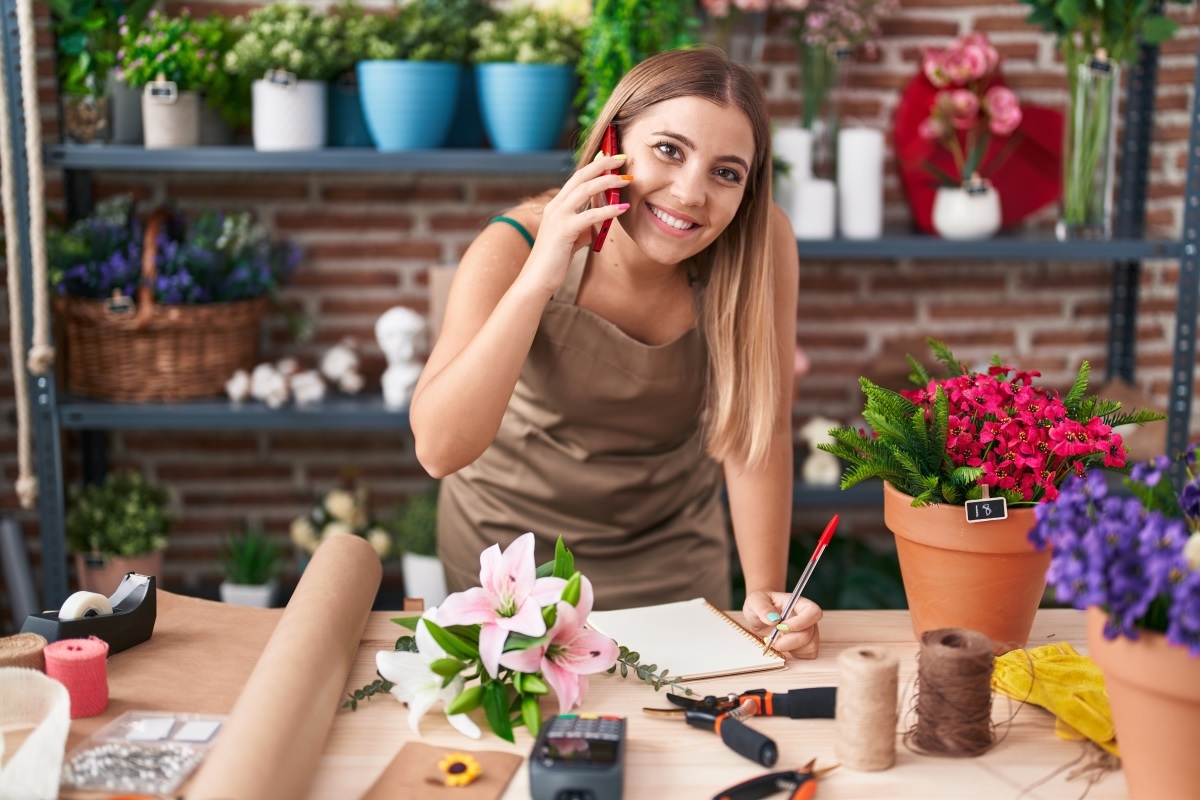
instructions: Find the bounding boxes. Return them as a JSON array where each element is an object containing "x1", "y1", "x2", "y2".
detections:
[{"x1": 61, "y1": 710, "x2": 226, "y2": 796}]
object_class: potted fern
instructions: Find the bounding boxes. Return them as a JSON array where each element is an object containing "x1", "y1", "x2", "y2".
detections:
[
  {"x1": 389, "y1": 486, "x2": 447, "y2": 606},
  {"x1": 819, "y1": 338, "x2": 1162, "y2": 649},
  {"x1": 219, "y1": 527, "x2": 283, "y2": 607}
]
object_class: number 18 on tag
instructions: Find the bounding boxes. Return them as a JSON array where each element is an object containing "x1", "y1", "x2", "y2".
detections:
[{"x1": 965, "y1": 496, "x2": 1008, "y2": 523}]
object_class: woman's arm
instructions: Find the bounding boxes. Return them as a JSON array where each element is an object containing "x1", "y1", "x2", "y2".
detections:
[
  {"x1": 725, "y1": 205, "x2": 821, "y2": 658},
  {"x1": 410, "y1": 156, "x2": 630, "y2": 478}
]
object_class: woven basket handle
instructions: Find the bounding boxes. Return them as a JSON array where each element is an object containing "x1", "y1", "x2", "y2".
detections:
[{"x1": 132, "y1": 209, "x2": 167, "y2": 330}]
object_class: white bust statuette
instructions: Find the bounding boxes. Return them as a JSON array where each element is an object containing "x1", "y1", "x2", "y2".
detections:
[{"x1": 376, "y1": 306, "x2": 426, "y2": 410}]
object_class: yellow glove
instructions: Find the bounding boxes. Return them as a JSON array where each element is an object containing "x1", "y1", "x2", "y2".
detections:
[{"x1": 991, "y1": 642, "x2": 1118, "y2": 756}]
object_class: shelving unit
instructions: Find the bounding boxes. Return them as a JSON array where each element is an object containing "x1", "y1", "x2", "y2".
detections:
[{"x1": 6, "y1": 1, "x2": 1199, "y2": 606}]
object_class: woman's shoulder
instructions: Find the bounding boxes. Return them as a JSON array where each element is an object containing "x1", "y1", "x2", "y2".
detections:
[{"x1": 493, "y1": 189, "x2": 557, "y2": 243}]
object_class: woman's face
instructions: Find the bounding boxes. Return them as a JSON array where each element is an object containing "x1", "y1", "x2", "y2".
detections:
[{"x1": 611, "y1": 95, "x2": 756, "y2": 266}]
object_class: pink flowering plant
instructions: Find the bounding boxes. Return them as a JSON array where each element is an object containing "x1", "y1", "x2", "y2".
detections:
[
  {"x1": 916, "y1": 32, "x2": 1024, "y2": 188},
  {"x1": 819, "y1": 339, "x2": 1164, "y2": 507},
  {"x1": 344, "y1": 533, "x2": 688, "y2": 741}
]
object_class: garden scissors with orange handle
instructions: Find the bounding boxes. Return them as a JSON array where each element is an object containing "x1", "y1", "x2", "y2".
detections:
[{"x1": 712, "y1": 758, "x2": 838, "y2": 800}]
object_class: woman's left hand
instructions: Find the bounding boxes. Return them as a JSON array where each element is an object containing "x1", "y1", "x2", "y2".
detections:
[{"x1": 743, "y1": 591, "x2": 821, "y2": 659}]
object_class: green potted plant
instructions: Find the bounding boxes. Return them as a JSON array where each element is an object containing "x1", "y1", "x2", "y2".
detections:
[
  {"x1": 66, "y1": 471, "x2": 172, "y2": 595},
  {"x1": 356, "y1": 0, "x2": 492, "y2": 151},
  {"x1": 219, "y1": 527, "x2": 283, "y2": 607},
  {"x1": 224, "y1": 2, "x2": 341, "y2": 151},
  {"x1": 472, "y1": 5, "x2": 583, "y2": 152},
  {"x1": 324, "y1": 0, "x2": 377, "y2": 148},
  {"x1": 819, "y1": 338, "x2": 1163, "y2": 649},
  {"x1": 115, "y1": 8, "x2": 224, "y2": 148},
  {"x1": 388, "y1": 486, "x2": 446, "y2": 605}
]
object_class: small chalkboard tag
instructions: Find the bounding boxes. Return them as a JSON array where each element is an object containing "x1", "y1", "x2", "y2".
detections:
[
  {"x1": 106, "y1": 291, "x2": 133, "y2": 314},
  {"x1": 144, "y1": 79, "x2": 178, "y2": 104},
  {"x1": 965, "y1": 496, "x2": 1008, "y2": 523},
  {"x1": 264, "y1": 68, "x2": 297, "y2": 88}
]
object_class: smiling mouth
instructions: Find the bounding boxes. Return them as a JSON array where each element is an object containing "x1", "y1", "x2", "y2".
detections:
[{"x1": 647, "y1": 203, "x2": 699, "y2": 231}]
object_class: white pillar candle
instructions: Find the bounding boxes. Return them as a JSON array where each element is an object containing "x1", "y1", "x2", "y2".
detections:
[
  {"x1": 791, "y1": 178, "x2": 837, "y2": 240},
  {"x1": 774, "y1": 127, "x2": 813, "y2": 183},
  {"x1": 837, "y1": 127, "x2": 884, "y2": 240}
]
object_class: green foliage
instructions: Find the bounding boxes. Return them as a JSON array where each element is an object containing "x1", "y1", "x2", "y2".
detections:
[
  {"x1": 576, "y1": 0, "x2": 699, "y2": 130},
  {"x1": 342, "y1": 674, "x2": 394, "y2": 710},
  {"x1": 325, "y1": 0, "x2": 380, "y2": 75},
  {"x1": 1017, "y1": 0, "x2": 1191, "y2": 65},
  {"x1": 224, "y1": 2, "x2": 342, "y2": 82},
  {"x1": 50, "y1": 0, "x2": 154, "y2": 96},
  {"x1": 388, "y1": 486, "x2": 438, "y2": 556},
  {"x1": 115, "y1": 8, "x2": 220, "y2": 91},
  {"x1": 65, "y1": 471, "x2": 171, "y2": 557},
  {"x1": 220, "y1": 527, "x2": 282, "y2": 585},
  {"x1": 472, "y1": 6, "x2": 583, "y2": 66},
  {"x1": 605, "y1": 645, "x2": 695, "y2": 695},
  {"x1": 362, "y1": 0, "x2": 494, "y2": 63}
]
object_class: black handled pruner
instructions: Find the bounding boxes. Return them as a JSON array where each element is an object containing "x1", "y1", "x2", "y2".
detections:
[
  {"x1": 642, "y1": 688, "x2": 837, "y2": 767},
  {"x1": 713, "y1": 758, "x2": 838, "y2": 800}
]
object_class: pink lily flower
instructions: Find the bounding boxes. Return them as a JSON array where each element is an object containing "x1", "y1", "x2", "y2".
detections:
[
  {"x1": 437, "y1": 532, "x2": 566, "y2": 678},
  {"x1": 499, "y1": 577, "x2": 619, "y2": 713}
]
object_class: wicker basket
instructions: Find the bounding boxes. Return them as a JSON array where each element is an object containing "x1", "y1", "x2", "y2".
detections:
[{"x1": 56, "y1": 210, "x2": 268, "y2": 402}]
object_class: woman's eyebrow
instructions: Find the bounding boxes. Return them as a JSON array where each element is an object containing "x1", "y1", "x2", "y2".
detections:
[{"x1": 652, "y1": 130, "x2": 751, "y2": 172}]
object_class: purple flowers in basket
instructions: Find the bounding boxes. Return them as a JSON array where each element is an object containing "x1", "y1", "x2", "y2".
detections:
[
  {"x1": 49, "y1": 196, "x2": 302, "y2": 305},
  {"x1": 1029, "y1": 447, "x2": 1200, "y2": 656}
]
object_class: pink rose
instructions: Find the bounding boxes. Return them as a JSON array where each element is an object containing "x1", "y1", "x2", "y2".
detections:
[
  {"x1": 918, "y1": 116, "x2": 946, "y2": 141},
  {"x1": 945, "y1": 89, "x2": 980, "y2": 130},
  {"x1": 984, "y1": 86, "x2": 1021, "y2": 136}
]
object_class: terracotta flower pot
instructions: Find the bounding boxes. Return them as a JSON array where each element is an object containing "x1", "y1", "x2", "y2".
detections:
[
  {"x1": 1087, "y1": 607, "x2": 1200, "y2": 800},
  {"x1": 883, "y1": 481, "x2": 1049, "y2": 651},
  {"x1": 74, "y1": 551, "x2": 164, "y2": 596}
]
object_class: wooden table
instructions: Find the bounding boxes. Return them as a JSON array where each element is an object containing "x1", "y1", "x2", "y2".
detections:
[{"x1": 310, "y1": 608, "x2": 1128, "y2": 800}]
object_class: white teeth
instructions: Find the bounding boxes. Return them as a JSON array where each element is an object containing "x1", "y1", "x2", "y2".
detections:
[{"x1": 650, "y1": 204, "x2": 697, "y2": 230}]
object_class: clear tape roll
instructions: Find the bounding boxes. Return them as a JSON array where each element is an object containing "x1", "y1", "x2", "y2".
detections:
[{"x1": 59, "y1": 591, "x2": 114, "y2": 620}]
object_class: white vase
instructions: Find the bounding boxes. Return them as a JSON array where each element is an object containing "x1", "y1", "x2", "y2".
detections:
[
  {"x1": 219, "y1": 580, "x2": 278, "y2": 608},
  {"x1": 401, "y1": 552, "x2": 448, "y2": 607},
  {"x1": 252, "y1": 78, "x2": 327, "y2": 151},
  {"x1": 932, "y1": 182, "x2": 1002, "y2": 240},
  {"x1": 142, "y1": 87, "x2": 200, "y2": 149}
]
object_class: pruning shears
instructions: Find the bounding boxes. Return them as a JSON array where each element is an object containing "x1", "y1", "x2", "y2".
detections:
[
  {"x1": 713, "y1": 758, "x2": 838, "y2": 800},
  {"x1": 642, "y1": 688, "x2": 837, "y2": 767}
]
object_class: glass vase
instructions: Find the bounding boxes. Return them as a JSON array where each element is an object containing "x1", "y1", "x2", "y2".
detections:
[
  {"x1": 1056, "y1": 55, "x2": 1119, "y2": 240},
  {"x1": 799, "y1": 43, "x2": 852, "y2": 180}
]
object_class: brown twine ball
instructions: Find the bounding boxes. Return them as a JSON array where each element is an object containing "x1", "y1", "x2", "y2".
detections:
[
  {"x1": 906, "y1": 628, "x2": 996, "y2": 758},
  {"x1": 0, "y1": 632, "x2": 48, "y2": 672},
  {"x1": 835, "y1": 645, "x2": 899, "y2": 770}
]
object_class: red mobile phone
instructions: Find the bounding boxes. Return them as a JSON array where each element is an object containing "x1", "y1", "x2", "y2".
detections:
[{"x1": 591, "y1": 125, "x2": 621, "y2": 252}]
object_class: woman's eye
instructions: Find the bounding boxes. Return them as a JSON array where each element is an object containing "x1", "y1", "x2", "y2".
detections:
[
  {"x1": 715, "y1": 167, "x2": 743, "y2": 184},
  {"x1": 655, "y1": 142, "x2": 681, "y2": 159}
]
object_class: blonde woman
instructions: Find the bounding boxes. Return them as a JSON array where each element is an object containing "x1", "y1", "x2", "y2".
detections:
[{"x1": 410, "y1": 47, "x2": 817, "y2": 658}]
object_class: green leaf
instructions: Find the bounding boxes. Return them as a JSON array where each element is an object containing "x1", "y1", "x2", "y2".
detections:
[
  {"x1": 522, "y1": 674, "x2": 550, "y2": 695},
  {"x1": 446, "y1": 684, "x2": 484, "y2": 715},
  {"x1": 521, "y1": 694, "x2": 542, "y2": 737},
  {"x1": 552, "y1": 535, "x2": 575, "y2": 579},
  {"x1": 395, "y1": 635, "x2": 418, "y2": 652},
  {"x1": 429, "y1": 658, "x2": 467, "y2": 679},
  {"x1": 1139, "y1": 14, "x2": 1178, "y2": 45},
  {"x1": 484, "y1": 681, "x2": 515, "y2": 742},
  {"x1": 504, "y1": 632, "x2": 549, "y2": 652},
  {"x1": 542, "y1": 603, "x2": 558, "y2": 629},
  {"x1": 422, "y1": 620, "x2": 479, "y2": 661},
  {"x1": 561, "y1": 571, "x2": 582, "y2": 607},
  {"x1": 1064, "y1": 360, "x2": 1091, "y2": 409},
  {"x1": 390, "y1": 615, "x2": 423, "y2": 632}
]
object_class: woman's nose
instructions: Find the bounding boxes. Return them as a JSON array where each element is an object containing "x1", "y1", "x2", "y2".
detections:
[{"x1": 670, "y1": 167, "x2": 706, "y2": 207}]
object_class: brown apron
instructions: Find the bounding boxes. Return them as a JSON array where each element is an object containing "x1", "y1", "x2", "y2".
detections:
[{"x1": 438, "y1": 247, "x2": 730, "y2": 610}]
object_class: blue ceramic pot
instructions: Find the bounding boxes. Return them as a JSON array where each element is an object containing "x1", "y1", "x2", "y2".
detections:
[
  {"x1": 327, "y1": 73, "x2": 372, "y2": 148},
  {"x1": 443, "y1": 67, "x2": 486, "y2": 148},
  {"x1": 358, "y1": 61, "x2": 461, "y2": 151},
  {"x1": 476, "y1": 63, "x2": 576, "y2": 152}
]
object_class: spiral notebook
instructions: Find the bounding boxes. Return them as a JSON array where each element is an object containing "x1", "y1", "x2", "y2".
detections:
[{"x1": 587, "y1": 597, "x2": 785, "y2": 681}]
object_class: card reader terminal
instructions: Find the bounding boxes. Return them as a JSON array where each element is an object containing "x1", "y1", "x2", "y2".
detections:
[{"x1": 529, "y1": 714, "x2": 626, "y2": 800}]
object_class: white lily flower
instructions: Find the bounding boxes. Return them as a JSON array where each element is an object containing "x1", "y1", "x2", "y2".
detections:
[{"x1": 375, "y1": 607, "x2": 481, "y2": 740}]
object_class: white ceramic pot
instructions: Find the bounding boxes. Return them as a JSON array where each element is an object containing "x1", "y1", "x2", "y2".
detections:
[
  {"x1": 252, "y1": 79, "x2": 327, "y2": 151},
  {"x1": 219, "y1": 580, "x2": 278, "y2": 608},
  {"x1": 142, "y1": 88, "x2": 200, "y2": 149},
  {"x1": 932, "y1": 182, "x2": 1002, "y2": 240},
  {"x1": 401, "y1": 552, "x2": 448, "y2": 607}
]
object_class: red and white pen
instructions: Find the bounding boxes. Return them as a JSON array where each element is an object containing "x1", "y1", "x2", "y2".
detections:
[{"x1": 762, "y1": 514, "x2": 839, "y2": 655}]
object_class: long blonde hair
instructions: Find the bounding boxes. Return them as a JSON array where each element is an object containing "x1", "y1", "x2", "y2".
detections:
[{"x1": 578, "y1": 47, "x2": 779, "y2": 467}]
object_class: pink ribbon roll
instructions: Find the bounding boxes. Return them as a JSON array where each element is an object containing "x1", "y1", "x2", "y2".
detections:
[{"x1": 44, "y1": 636, "x2": 109, "y2": 718}]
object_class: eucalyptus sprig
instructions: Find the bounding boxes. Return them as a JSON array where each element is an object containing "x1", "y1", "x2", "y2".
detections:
[
  {"x1": 607, "y1": 645, "x2": 695, "y2": 696},
  {"x1": 340, "y1": 635, "x2": 416, "y2": 710}
]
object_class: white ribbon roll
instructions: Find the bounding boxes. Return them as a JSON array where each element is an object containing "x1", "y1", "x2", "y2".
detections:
[
  {"x1": 58, "y1": 591, "x2": 114, "y2": 620},
  {"x1": 0, "y1": 667, "x2": 71, "y2": 800}
]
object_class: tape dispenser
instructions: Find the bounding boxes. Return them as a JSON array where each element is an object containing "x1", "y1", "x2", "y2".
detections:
[{"x1": 21, "y1": 573, "x2": 157, "y2": 656}]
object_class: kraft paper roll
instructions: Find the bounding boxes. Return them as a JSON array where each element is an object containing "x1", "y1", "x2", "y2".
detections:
[
  {"x1": 0, "y1": 667, "x2": 71, "y2": 800},
  {"x1": 58, "y1": 590, "x2": 114, "y2": 620},
  {"x1": 0, "y1": 632, "x2": 48, "y2": 671},
  {"x1": 44, "y1": 636, "x2": 109, "y2": 718},
  {"x1": 186, "y1": 533, "x2": 382, "y2": 800}
]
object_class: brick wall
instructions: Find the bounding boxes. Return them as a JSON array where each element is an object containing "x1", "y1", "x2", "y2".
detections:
[{"x1": 1, "y1": 1, "x2": 1196, "y2": 623}]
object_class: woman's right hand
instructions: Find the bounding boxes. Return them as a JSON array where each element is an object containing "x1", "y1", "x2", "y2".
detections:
[{"x1": 519, "y1": 154, "x2": 631, "y2": 296}]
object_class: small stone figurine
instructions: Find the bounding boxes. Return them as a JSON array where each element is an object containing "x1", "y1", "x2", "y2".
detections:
[
  {"x1": 798, "y1": 416, "x2": 842, "y2": 486},
  {"x1": 375, "y1": 306, "x2": 426, "y2": 410}
]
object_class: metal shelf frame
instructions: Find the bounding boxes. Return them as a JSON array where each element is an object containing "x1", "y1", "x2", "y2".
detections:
[{"x1": 5, "y1": 2, "x2": 1199, "y2": 604}]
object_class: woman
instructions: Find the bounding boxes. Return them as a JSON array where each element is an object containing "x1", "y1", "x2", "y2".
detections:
[{"x1": 410, "y1": 47, "x2": 819, "y2": 658}]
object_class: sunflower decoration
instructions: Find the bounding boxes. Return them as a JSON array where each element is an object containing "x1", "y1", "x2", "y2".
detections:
[{"x1": 437, "y1": 752, "x2": 482, "y2": 787}]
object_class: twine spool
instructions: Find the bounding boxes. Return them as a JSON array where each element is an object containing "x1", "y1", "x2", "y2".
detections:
[
  {"x1": 836, "y1": 645, "x2": 899, "y2": 770},
  {"x1": 44, "y1": 636, "x2": 109, "y2": 718},
  {"x1": 909, "y1": 628, "x2": 995, "y2": 758},
  {"x1": 0, "y1": 632, "x2": 48, "y2": 671}
]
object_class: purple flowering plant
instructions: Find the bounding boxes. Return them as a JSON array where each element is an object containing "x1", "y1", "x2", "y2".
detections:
[{"x1": 1029, "y1": 449, "x2": 1200, "y2": 656}]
